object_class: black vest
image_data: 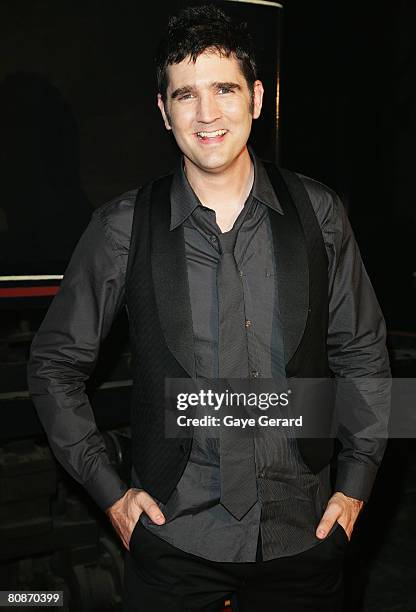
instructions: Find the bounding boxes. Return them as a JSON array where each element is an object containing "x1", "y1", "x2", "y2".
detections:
[{"x1": 125, "y1": 163, "x2": 333, "y2": 503}]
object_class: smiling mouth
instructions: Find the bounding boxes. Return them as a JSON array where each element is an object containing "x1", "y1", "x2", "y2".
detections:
[{"x1": 195, "y1": 129, "x2": 228, "y2": 139}]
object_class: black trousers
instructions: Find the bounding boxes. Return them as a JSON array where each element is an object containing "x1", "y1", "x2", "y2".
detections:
[{"x1": 123, "y1": 521, "x2": 347, "y2": 612}]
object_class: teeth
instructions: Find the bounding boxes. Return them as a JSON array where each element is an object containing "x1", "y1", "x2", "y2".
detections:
[{"x1": 197, "y1": 129, "x2": 227, "y2": 138}]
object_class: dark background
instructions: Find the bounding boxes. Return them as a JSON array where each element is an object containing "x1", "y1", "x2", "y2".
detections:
[
  {"x1": 1, "y1": 0, "x2": 415, "y2": 333},
  {"x1": 280, "y1": 1, "x2": 416, "y2": 334},
  {"x1": 0, "y1": 1, "x2": 415, "y2": 611}
]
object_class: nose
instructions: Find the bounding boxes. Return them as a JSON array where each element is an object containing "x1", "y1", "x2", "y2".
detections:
[{"x1": 196, "y1": 91, "x2": 221, "y2": 124}]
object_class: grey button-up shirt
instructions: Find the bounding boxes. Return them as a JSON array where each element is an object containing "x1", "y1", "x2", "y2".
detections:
[{"x1": 28, "y1": 150, "x2": 391, "y2": 562}]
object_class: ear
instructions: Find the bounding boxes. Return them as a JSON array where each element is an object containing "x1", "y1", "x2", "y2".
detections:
[
  {"x1": 252, "y1": 80, "x2": 264, "y2": 120},
  {"x1": 157, "y1": 93, "x2": 172, "y2": 130}
]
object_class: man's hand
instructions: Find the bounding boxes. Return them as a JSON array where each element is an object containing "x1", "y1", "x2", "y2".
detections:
[
  {"x1": 105, "y1": 488, "x2": 165, "y2": 551},
  {"x1": 316, "y1": 491, "x2": 364, "y2": 541}
]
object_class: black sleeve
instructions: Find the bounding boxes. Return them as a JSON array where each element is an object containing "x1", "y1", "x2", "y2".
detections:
[
  {"x1": 325, "y1": 194, "x2": 391, "y2": 502},
  {"x1": 300, "y1": 175, "x2": 391, "y2": 503},
  {"x1": 27, "y1": 209, "x2": 130, "y2": 511}
]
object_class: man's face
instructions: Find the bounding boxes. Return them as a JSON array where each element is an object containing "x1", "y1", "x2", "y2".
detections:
[{"x1": 157, "y1": 51, "x2": 264, "y2": 174}]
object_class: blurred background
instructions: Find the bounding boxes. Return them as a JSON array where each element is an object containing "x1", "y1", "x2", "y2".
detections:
[{"x1": 0, "y1": 1, "x2": 415, "y2": 610}]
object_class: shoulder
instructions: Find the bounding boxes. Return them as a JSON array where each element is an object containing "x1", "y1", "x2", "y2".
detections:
[
  {"x1": 294, "y1": 172, "x2": 345, "y2": 233},
  {"x1": 92, "y1": 188, "x2": 138, "y2": 254},
  {"x1": 91, "y1": 172, "x2": 174, "y2": 252}
]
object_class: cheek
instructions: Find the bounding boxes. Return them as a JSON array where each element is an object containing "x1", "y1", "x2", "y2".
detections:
[
  {"x1": 170, "y1": 106, "x2": 195, "y2": 131},
  {"x1": 222, "y1": 100, "x2": 252, "y2": 124}
]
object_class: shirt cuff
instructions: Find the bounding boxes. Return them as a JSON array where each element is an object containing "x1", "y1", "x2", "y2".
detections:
[
  {"x1": 334, "y1": 459, "x2": 378, "y2": 502},
  {"x1": 83, "y1": 463, "x2": 130, "y2": 512}
]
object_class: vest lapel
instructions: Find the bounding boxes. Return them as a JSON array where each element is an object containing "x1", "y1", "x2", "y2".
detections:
[
  {"x1": 150, "y1": 175, "x2": 196, "y2": 378},
  {"x1": 148, "y1": 164, "x2": 310, "y2": 377},
  {"x1": 264, "y1": 164, "x2": 310, "y2": 367}
]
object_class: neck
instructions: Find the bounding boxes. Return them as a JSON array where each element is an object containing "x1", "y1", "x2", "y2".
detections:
[{"x1": 184, "y1": 148, "x2": 254, "y2": 231}]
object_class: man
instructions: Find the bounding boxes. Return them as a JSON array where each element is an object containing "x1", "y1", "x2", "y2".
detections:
[{"x1": 28, "y1": 5, "x2": 391, "y2": 611}]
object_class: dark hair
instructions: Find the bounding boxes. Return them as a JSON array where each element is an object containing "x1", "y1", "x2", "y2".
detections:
[{"x1": 156, "y1": 5, "x2": 257, "y2": 103}]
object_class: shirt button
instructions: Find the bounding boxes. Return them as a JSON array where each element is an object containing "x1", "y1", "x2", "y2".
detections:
[
  {"x1": 245, "y1": 319, "x2": 252, "y2": 328},
  {"x1": 210, "y1": 235, "x2": 217, "y2": 243},
  {"x1": 258, "y1": 470, "x2": 265, "y2": 478},
  {"x1": 239, "y1": 270, "x2": 244, "y2": 277},
  {"x1": 250, "y1": 370, "x2": 259, "y2": 378}
]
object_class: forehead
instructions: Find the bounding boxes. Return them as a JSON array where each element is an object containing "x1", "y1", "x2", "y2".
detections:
[{"x1": 165, "y1": 51, "x2": 246, "y2": 91}]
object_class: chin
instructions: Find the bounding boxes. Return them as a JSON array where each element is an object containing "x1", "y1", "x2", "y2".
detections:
[
  {"x1": 186, "y1": 154, "x2": 225, "y2": 172},
  {"x1": 198, "y1": 150, "x2": 239, "y2": 171}
]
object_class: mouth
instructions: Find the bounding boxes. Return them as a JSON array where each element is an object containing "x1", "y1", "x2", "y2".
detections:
[{"x1": 195, "y1": 129, "x2": 228, "y2": 143}]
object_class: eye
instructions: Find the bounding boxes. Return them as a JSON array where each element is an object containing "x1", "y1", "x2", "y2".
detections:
[
  {"x1": 218, "y1": 86, "x2": 234, "y2": 94},
  {"x1": 178, "y1": 93, "x2": 195, "y2": 101}
]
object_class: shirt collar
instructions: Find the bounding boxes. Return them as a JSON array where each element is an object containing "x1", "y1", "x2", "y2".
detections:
[
  {"x1": 170, "y1": 147, "x2": 283, "y2": 231},
  {"x1": 250, "y1": 147, "x2": 283, "y2": 215}
]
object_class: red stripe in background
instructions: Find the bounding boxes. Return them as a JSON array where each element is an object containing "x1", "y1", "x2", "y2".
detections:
[{"x1": 0, "y1": 286, "x2": 60, "y2": 298}]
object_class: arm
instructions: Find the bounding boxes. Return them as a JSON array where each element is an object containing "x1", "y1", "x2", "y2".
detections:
[
  {"x1": 27, "y1": 205, "x2": 130, "y2": 512},
  {"x1": 301, "y1": 178, "x2": 391, "y2": 538},
  {"x1": 326, "y1": 194, "x2": 391, "y2": 503}
]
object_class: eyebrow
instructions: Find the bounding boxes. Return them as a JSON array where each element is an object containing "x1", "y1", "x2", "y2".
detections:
[
  {"x1": 171, "y1": 86, "x2": 196, "y2": 100},
  {"x1": 170, "y1": 81, "x2": 242, "y2": 99}
]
